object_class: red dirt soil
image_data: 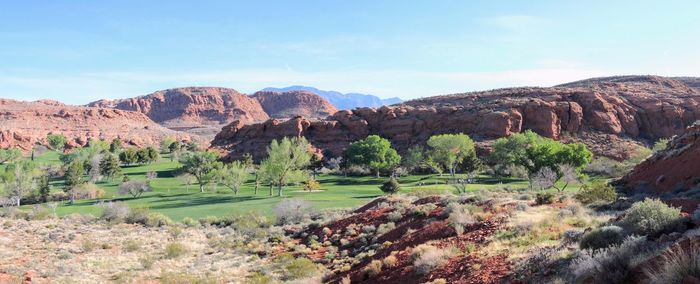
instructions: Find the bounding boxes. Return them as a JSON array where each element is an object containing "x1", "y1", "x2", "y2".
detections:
[{"x1": 299, "y1": 196, "x2": 513, "y2": 284}]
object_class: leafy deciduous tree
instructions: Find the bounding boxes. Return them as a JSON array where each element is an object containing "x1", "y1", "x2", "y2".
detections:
[
  {"x1": 220, "y1": 161, "x2": 249, "y2": 195},
  {"x1": 426, "y1": 133, "x2": 476, "y2": 177},
  {"x1": 259, "y1": 137, "x2": 312, "y2": 196},
  {"x1": 178, "y1": 151, "x2": 223, "y2": 192},
  {"x1": 345, "y1": 135, "x2": 400, "y2": 178}
]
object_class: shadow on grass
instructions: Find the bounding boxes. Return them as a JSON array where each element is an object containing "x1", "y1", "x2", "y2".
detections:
[
  {"x1": 322, "y1": 178, "x2": 383, "y2": 186},
  {"x1": 148, "y1": 195, "x2": 266, "y2": 210}
]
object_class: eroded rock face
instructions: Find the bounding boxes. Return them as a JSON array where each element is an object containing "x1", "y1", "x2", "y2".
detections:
[
  {"x1": 89, "y1": 87, "x2": 338, "y2": 138},
  {"x1": 620, "y1": 123, "x2": 700, "y2": 193},
  {"x1": 88, "y1": 87, "x2": 270, "y2": 137},
  {"x1": 251, "y1": 90, "x2": 338, "y2": 119},
  {"x1": 0, "y1": 99, "x2": 191, "y2": 150},
  {"x1": 211, "y1": 76, "x2": 700, "y2": 161}
]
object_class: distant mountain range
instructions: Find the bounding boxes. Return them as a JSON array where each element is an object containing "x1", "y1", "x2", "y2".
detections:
[{"x1": 260, "y1": 85, "x2": 402, "y2": 109}]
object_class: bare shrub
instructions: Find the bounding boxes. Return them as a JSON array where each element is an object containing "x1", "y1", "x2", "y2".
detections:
[
  {"x1": 570, "y1": 236, "x2": 655, "y2": 283},
  {"x1": 118, "y1": 180, "x2": 151, "y2": 198},
  {"x1": 99, "y1": 201, "x2": 130, "y2": 222},
  {"x1": 444, "y1": 203, "x2": 477, "y2": 235},
  {"x1": 531, "y1": 167, "x2": 556, "y2": 190},
  {"x1": 68, "y1": 183, "x2": 105, "y2": 200},
  {"x1": 273, "y1": 198, "x2": 314, "y2": 225},
  {"x1": 411, "y1": 245, "x2": 454, "y2": 275},
  {"x1": 645, "y1": 244, "x2": 700, "y2": 284}
]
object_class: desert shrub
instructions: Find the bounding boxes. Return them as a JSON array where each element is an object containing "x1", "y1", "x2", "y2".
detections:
[
  {"x1": 570, "y1": 236, "x2": 654, "y2": 283},
  {"x1": 411, "y1": 244, "x2": 453, "y2": 275},
  {"x1": 81, "y1": 238, "x2": 98, "y2": 252},
  {"x1": 379, "y1": 178, "x2": 401, "y2": 194},
  {"x1": 535, "y1": 192, "x2": 554, "y2": 205},
  {"x1": 377, "y1": 222, "x2": 395, "y2": 235},
  {"x1": 159, "y1": 271, "x2": 217, "y2": 284},
  {"x1": 644, "y1": 244, "x2": 700, "y2": 284},
  {"x1": 445, "y1": 203, "x2": 477, "y2": 235},
  {"x1": 387, "y1": 210, "x2": 403, "y2": 222},
  {"x1": 68, "y1": 183, "x2": 105, "y2": 200},
  {"x1": 583, "y1": 157, "x2": 622, "y2": 177},
  {"x1": 274, "y1": 198, "x2": 314, "y2": 225},
  {"x1": 621, "y1": 198, "x2": 681, "y2": 236},
  {"x1": 515, "y1": 201, "x2": 530, "y2": 211},
  {"x1": 412, "y1": 203, "x2": 437, "y2": 216},
  {"x1": 363, "y1": 260, "x2": 383, "y2": 278},
  {"x1": 579, "y1": 225, "x2": 624, "y2": 250},
  {"x1": 145, "y1": 212, "x2": 172, "y2": 227},
  {"x1": 123, "y1": 240, "x2": 141, "y2": 252},
  {"x1": 283, "y1": 257, "x2": 318, "y2": 280},
  {"x1": 246, "y1": 272, "x2": 273, "y2": 284},
  {"x1": 180, "y1": 217, "x2": 197, "y2": 227},
  {"x1": 383, "y1": 254, "x2": 398, "y2": 267},
  {"x1": 28, "y1": 204, "x2": 52, "y2": 220},
  {"x1": 99, "y1": 201, "x2": 130, "y2": 222},
  {"x1": 576, "y1": 181, "x2": 617, "y2": 204},
  {"x1": 164, "y1": 242, "x2": 188, "y2": 259}
]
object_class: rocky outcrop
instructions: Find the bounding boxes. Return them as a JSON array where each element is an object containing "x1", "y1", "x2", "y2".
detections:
[
  {"x1": 251, "y1": 90, "x2": 338, "y2": 119},
  {"x1": 620, "y1": 123, "x2": 700, "y2": 193},
  {"x1": 88, "y1": 87, "x2": 270, "y2": 137},
  {"x1": 90, "y1": 87, "x2": 338, "y2": 138},
  {"x1": 0, "y1": 99, "x2": 191, "y2": 150},
  {"x1": 211, "y1": 76, "x2": 700, "y2": 161}
]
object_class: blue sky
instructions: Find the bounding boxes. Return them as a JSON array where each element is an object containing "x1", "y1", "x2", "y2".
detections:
[{"x1": 1, "y1": 1, "x2": 699, "y2": 104}]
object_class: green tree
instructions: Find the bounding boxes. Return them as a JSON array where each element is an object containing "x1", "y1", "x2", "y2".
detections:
[
  {"x1": 87, "y1": 138, "x2": 109, "y2": 152},
  {"x1": 64, "y1": 161, "x2": 85, "y2": 190},
  {"x1": 160, "y1": 138, "x2": 176, "y2": 154},
  {"x1": 345, "y1": 135, "x2": 401, "y2": 178},
  {"x1": 46, "y1": 133, "x2": 67, "y2": 150},
  {"x1": 402, "y1": 145, "x2": 425, "y2": 172},
  {"x1": 178, "y1": 151, "x2": 224, "y2": 192},
  {"x1": 0, "y1": 148, "x2": 22, "y2": 164},
  {"x1": 1, "y1": 161, "x2": 39, "y2": 206},
  {"x1": 38, "y1": 173, "x2": 51, "y2": 203},
  {"x1": 186, "y1": 142, "x2": 199, "y2": 152},
  {"x1": 100, "y1": 154, "x2": 122, "y2": 181},
  {"x1": 136, "y1": 146, "x2": 159, "y2": 164},
  {"x1": 426, "y1": 133, "x2": 476, "y2": 176},
  {"x1": 109, "y1": 137, "x2": 123, "y2": 153},
  {"x1": 379, "y1": 177, "x2": 401, "y2": 194},
  {"x1": 490, "y1": 130, "x2": 592, "y2": 181},
  {"x1": 259, "y1": 137, "x2": 312, "y2": 196},
  {"x1": 119, "y1": 148, "x2": 138, "y2": 165},
  {"x1": 220, "y1": 161, "x2": 249, "y2": 195}
]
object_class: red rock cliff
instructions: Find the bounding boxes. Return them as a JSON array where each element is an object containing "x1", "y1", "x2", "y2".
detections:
[{"x1": 210, "y1": 76, "x2": 700, "y2": 161}]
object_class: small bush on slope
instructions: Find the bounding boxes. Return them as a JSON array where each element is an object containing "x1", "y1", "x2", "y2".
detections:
[
  {"x1": 645, "y1": 244, "x2": 700, "y2": 284},
  {"x1": 411, "y1": 244, "x2": 455, "y2": 275},
  {"x1": 575, "y1": 181, "x2": 617, "y2": 204},
  {"x1": 621, "y1": 198, "x2": 682, "y2": 236},
  {"x1": 570, "y1": 236, "x2": 654, "y2": 283},
  {"x1": 274, "y1": 198, "x2": 314, "y2": 225},
  {"x1": 579, "y1": 225, "x2": 624, "y2": 251}
]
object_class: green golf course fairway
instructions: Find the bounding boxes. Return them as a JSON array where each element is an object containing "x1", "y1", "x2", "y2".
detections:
[{"x1": 12, "y1": 151, "x2": 557, "y2": 221}]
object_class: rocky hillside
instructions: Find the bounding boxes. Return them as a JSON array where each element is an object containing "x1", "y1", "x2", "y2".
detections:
[
  {"x1": 88, "y1": 87, "x2": 270, "y2": 137},
  {"x1": 620, "y1": 122, "x2": 700, "y2": 194},
  {"x1": 261, "y1": 85, "x2": 402, "y2": 109},
  {"x1": 211, "y1": 75, "x2": 700, "y2": 161},
  {"x1": 251, "y1": 90, "x2": 338, "y2": 119},
  {"x1": 0, "y1": 99, "x2": 190, "y2": 150},
  {"x1": 89, "y1": 87, "x2": 337, "y2": 138}
]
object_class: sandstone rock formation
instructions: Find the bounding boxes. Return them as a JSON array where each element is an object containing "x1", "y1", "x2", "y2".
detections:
[
  {"x1": 88, "y1": 87, "x2": 270, "y2": 137},
  {"x1": 211, "y1": 76, "x2": 700, "y2": 162},
  {"x1": 0, "y1": 99, "x2": 191, "y2": 151},
  {"x1": 251, "y1": 90, "x2": 338, "y2": 119},
  {"x1": 89, "y1": 87, "x2": 337, "y2": 138},
  {"x1": 620, "y1": 123, "x2": 700, "y2": 193}
]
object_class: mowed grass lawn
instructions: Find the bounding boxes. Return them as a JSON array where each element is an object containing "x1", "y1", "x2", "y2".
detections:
[{"x1": 13, "y1": 151, "x2": 569, "y2": 221}]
